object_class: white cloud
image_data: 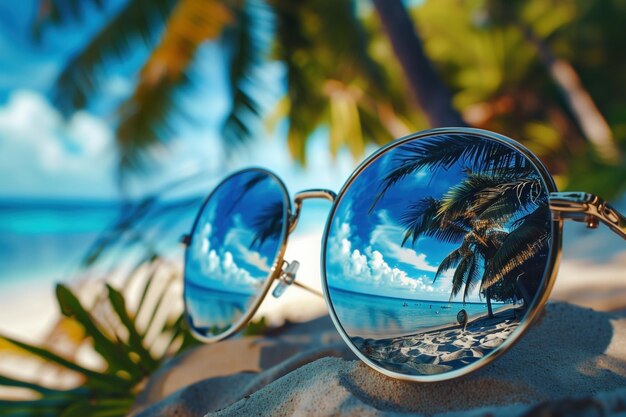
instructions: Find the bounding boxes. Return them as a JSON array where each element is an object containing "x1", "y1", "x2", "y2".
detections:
[
  {"x1": 0, "y1": 90, "x2": 118, "y2": 197},
  {"x1": 326, "y1": 208, "x2": 439, "y2": 297},
  {"x1": 190, "y1": 222, "x2": 262, "y2": 293},
  {"x1": 224, "y1": 214, "x2": 272, "y2": 273},
  {"x1": 369, "y1": 210, "x2": 438, "y2": 273}
]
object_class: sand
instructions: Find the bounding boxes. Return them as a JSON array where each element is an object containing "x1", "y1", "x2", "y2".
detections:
[
  {"x1": 127, "y1": 219, "x2": 626, "y2": 417},
  {"x1": 352, "y1": 311, "x2": 520, "y2": 376},
  {"x1": 130, "y1": 302, "x2": 626, "y2": 417}
]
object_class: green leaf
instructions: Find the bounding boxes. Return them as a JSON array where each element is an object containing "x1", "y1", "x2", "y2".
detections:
[
  {"x1": 105, "y1": 285, "x2": 158, "y2": 372},
  {"x1": 140, "y1": 273, "x2": 177, "y2": 342},
  {"x1": 55, "y1": 284, "x2": 144, "y2": 381},
  {"x1": 60, "y1": 398, "x2": 134, "y2": 417},
  {"x1": 242, "y1": 317, "x2": 269, "y2": 336},
  {"x1": 50, "y1": 0, "x2": 177, "y2": 114},
  {"x1": 0, "y1": 375, "x2": 86, "y2": 397},
  {"x1": 0, "y1": 336, "x2": 131, "y2": 393}
]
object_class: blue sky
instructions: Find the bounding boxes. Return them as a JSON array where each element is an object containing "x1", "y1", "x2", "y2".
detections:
[
  {"x1": 326, "y1": 139, "x2": 494, "y2": 303},
  {"x1": 0, "y1": 1, "x2": 360, "y2": 200},
  {"x1": 186, "y1": 172, "x2": 286, "y2": 294}
]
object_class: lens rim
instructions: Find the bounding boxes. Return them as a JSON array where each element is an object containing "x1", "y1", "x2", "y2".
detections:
[
  {"x1": 183, "y1": 167, "x2": 291, "y2": 343},
  {"x1": 321, "y1": 127, "x2": 563, "y2": 382}
]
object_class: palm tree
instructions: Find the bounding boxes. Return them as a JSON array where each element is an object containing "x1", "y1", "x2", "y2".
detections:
[
  {"x1": 31, "y1": 0, "x2": 624, "y2": 197},
  {"x1": 33, "y1": 0, "x2": 425, "y2": 175},
  {"x1": 400, "y1": 196, "x2": 507, "y2": 317},
  {"x1": 374, "y1": 137, "x2": 550, "y2": 317}
]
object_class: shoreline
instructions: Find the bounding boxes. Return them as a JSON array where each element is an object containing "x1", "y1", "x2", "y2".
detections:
[
  {"x1": 351, "y1": 307, "x2": 521, "y2": 375},
  {"x1": 342, "y1": 302, "x2": 520, "y2": 341}
]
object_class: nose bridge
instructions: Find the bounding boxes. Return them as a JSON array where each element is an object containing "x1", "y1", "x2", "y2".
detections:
[{"x1": 289, "y1": 189, "x2": 337, "y2": 233}]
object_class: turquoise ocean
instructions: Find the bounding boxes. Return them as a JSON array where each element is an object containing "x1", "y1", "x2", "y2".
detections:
[{"x1": 0, "y1": 198, "x2": 203, "y2": 292}]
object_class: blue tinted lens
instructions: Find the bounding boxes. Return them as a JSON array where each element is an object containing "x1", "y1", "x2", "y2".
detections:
[
  {"x1": 324, "y1": 131, "x2": 553, "y2": 378},
  {"x1": 184, "y1": 169, "x2": 288, "y2": 338}
]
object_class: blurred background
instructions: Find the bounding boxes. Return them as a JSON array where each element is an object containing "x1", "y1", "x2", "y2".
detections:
[{"x1": 0, "y1": 0, "x2": 625, "y2": 413}]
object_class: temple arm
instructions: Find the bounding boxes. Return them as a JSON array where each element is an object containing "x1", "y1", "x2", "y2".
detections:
[
  {"x1": 292, "y1": 280, "x2": 324, "y2": 298},
  {"x1": 549, "y1": 192, "x2": 626, "y2": 240}
]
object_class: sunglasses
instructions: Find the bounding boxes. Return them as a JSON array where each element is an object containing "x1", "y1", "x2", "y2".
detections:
[{"x1": 181, "y1": 127, "x2": 626, "y2": 382}]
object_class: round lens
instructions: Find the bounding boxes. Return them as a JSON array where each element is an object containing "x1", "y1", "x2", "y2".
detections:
[
  {"x1": 323, "y1": 129, "x2": 558, "y2": 380},
  {"x1": 184, "y1": 169, "x2": 289, "y2": 340}
]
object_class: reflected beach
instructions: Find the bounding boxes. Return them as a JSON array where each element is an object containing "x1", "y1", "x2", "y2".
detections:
[{"x1": 325, "y1": 132, "x2": 552, "y2": 377}]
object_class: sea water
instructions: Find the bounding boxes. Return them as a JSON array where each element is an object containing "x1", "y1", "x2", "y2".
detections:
[
  {"x1": 0, "y1": 198, "x2": 202, "y2": 291},
  {"x1": 329, "y1": 286, "x2": 501, "y2": 339}
]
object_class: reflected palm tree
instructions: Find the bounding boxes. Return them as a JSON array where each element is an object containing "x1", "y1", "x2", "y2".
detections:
[
  {"x1": 374, "y1": 137, "x2": 550, "y2": 317},
  {"x1": 224, "y1": 172, "x2": 269, "y2": 216},
  {"x1": 249, "y1": 200, "x2": 284, "y2": 249}
]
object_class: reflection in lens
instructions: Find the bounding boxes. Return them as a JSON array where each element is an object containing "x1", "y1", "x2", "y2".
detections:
[
  {"x1": 325, "y1": 132, "x2": 553, "y2": 377},
  {"x1": 184, "y1": 170, "x2": 287, "y2": 338}
]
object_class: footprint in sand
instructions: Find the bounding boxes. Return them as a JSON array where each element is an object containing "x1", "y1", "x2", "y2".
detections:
[{"x1": 479, "y1": 337, "x2": 505, "y2": 348}]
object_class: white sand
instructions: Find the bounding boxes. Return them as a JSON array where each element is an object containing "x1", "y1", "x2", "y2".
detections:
[
  {"x1": 4, "y1": 212, "x2": 626, "y2": 416},
  {"x1": 130, "y1": 302, "x2": 626, "y2": 417}
]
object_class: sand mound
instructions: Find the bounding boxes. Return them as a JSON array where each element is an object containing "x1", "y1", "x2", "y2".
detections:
[{"x1": 131, "y1": 303, "x2": 626, "y2": 417}]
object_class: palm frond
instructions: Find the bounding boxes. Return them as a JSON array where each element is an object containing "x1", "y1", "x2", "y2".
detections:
[
  {"x1": 222, "y1": 0, "x2": 270, "y2": 149},
  {"x1": 473, "y1": 177, "x2": 545, "y2": 223},
  {"x1": 433, "y1": 245, "x2": 467, "y2": 283},
  {"x1": 271, "y1": 0, "x2": 393, "y2": 163},
  {"x1": 116, "y1": 0, "x2": 233, "y2": 172},
  {"x1": 249, "y1": 200, "x2": 284, "y2": 249},
  {"x1": 399, "y1": 197, "x2": 440, "y2": 246},
  {"x1": 449, "y1": 254, "x2": 471, "y2": 299},
  {"x1": 481, "y1": 205, "x2": 551, "y2": 289},
  {"x1": 51, "y1": 0, "x2": 177, "y2": 114},
  {"x1": 438, "y1": 173, "x2": 506, "y2": 222},
  {"x1": 400, "y1": 196, "x2": 471, "y2": 246},
  {"x1": 462, "y1": 253, "x2": 481, "y2": 303},
  {"x1": 371, "y1": 134, "x2": 528, "y2": 209}
]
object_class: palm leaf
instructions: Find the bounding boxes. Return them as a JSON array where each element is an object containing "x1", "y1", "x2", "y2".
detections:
[
  {"x1": 438, "y1": 173, "x2": 507, "y2": 222},
  {"x1": 105, "y1": 285, "x2": 158, "y2": 372},
  {"x1": 433, "y1": 245, "x2": 466, "y2": 283},
  {"x1": 400, "y1": 197, "x2": 471, "y2": 246},
  {"x1": 55, "y1": 285, "x2": 144, "y2": 379},
  {"x1": 472, "y1": 177, "x2": 545, "y2": 223},
  {"x1": 449, "y1": 254, "x2": 471, "y2": 299},
  {"x1": 481, "y1": 205, "x2": 551, "y2": 289},
  {"x1": 59, "y1": 398, "x2": 134, "y2": 417},
  {"x1": 271, "y1": 0, "x2": 392, "y2": 163},
  {"x1": 50, "y1": 0, "x2": 177, "y2": 114},
  {"x1": 461, "y1": 253, "x2": 481, "y2": 303},
  {"x1": 0, "y1": 336, "x2": 130, "y2": 392},
  {"x1": 222, "y1": 0, "x2": 270, "y2": 149},
  {"x1": 250, "y1": 200, "x2": 284, "y2": 249},
  {"x1": 116, "y1": 0, "x2": 233, "y2": 172},
  {"x1": 371, "y1": 135, "x2": 529, "y2": 209},
  {"x1": 399, "y1": 197, "x2": 440, "y2": 246}
]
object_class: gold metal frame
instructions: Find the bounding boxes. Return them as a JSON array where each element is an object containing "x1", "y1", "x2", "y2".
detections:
[
  {"x1": 182, "y1": 127, "x2": 625, "y2": 381},
  {"x1": 181, "y1": 167, "x2": 292, "y2": 344},
  {"x1": 321, "y1": 127, "x2": 563, "y2": 382}
]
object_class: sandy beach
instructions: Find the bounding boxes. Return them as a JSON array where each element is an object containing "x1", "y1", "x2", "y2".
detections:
[
  {"x1": 352, "y1": 310, "x2": 520, "y2": 376},
  {"x1": 2, "y1": 223, "x2": 626, "y2": 416},
  {"x1": 130, "y1": 302, "x2": 626, "y2": 417},
  {"x1": 127, "y1": 220, "x2": 626, "y2": 417}
]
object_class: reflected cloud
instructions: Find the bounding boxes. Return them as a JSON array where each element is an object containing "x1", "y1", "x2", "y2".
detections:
[
  {"x1": 190, "y1": 223, "x2": 261, "y2": 293},
  {"x1": 327, "y1": 208, "x2": 440, "y2": 297},
  {"x1": 370, "y1": 210, "x2": 438, "y2": 273},
  {"x1": 224, "y1": 214, "x2": 272, "y2": 273}
]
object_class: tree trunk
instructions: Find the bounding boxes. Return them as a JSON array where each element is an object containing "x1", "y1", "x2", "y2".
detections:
[
  {"x1": 519, "y1": 23, "x2": 620, "y2": 164},
  {"x1": 372, "y1": 0, "x2": 466, "y2": 127},
  {"x1": 486, "y1": 287, "x2": 494, "y2": 319}
]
